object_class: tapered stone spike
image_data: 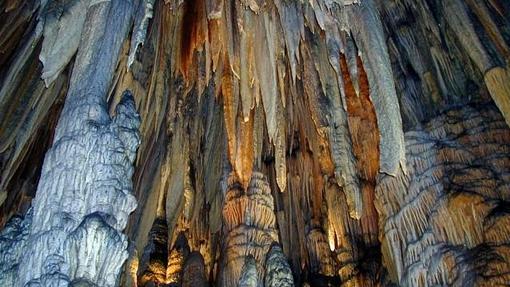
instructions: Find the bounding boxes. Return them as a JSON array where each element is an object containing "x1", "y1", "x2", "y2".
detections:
[{"x1": 485, "y1": 67, "x2": 510, "y2": 126}]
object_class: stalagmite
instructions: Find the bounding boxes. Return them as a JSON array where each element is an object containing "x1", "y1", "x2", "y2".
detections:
[
  {"x1": 137, "y1": 218, "x2": 170, "y2": 285},
  {"x1": 264, "y1": 244, "x2": 294, "y2": 287},
  {"x1": 239, "y1": 256, "x2": 259, "y2": 287},
  {"x1": 0, "y1": 213, "x2": 30, "y2": 285},
  {"x1": 219, "y1": 172, "x2": 291, "y2": 286},
  {"x1": 181, "y1": 252, "x2": 207, "y2": 287},
  {"x1": 166, "y1": 232, "x2": 190, "y2": 284}
]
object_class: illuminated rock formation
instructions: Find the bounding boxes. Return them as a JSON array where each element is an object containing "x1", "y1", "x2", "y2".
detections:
[
  {"x1": 377, "y1": 105, "x2": 510, "y2": 286},
  {"x1": 0, "y1": 1, "x2": 140, "y2": 286},
  {"x1": 219, "y1": 172, "x2": 292, "y2": 286}
]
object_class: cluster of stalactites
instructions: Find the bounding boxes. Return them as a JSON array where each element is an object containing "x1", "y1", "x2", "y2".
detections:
[
  {"x1": 77, "y1": 0, "x2": 404, "y2": 222},
  {"x1": 14, "y1": 0, "x2": 510, "y2": 229},
  {"x1": 379, "y1": 0, "x2": 510, "y2": 128}
]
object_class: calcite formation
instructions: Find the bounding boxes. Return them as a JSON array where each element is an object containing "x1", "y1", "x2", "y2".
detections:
[
  {"x1": 0, "y1": 0, "x2": 509, "y2": 286},
  {"x1": 264, "y1": 244, "x2": 294, "y2": 287},
  {"x1": 1, "y1": 1, "x2": 141, "y2": 286},
  {"x1": 219, "y1": 172, "x2": 293, "y2": 286},
  {"x1": 377, "y1": 105, "x2": 510, "y2": 286},
  {"x1": 181, "y1": 251, "x2": 208, "y2": 287}
]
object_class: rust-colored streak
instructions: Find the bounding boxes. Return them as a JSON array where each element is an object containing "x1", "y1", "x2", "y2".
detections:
[
  {"x1": 340, "y1": 54, "x2": 380, "y2": 182},
  {"x1": 208, "y1": 18, "x2": 224, "y2": 73},
  {"x1": 221, "y1": 55, "x2": 254, "y2": 190},
  {"x1": 180, "y1": 0, "x2": 207, "y2": 77},
  {"x1": 340, "y1": 54, "x2": 380, "y2": 243},
  {"x1": 286, "y1": 86, "x2": 331, "y2": 235}
]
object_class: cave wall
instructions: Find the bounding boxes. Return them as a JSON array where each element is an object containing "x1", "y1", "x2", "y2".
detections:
[{"x1": 0, "y1": 0, "x2": 509, "y2": 286}]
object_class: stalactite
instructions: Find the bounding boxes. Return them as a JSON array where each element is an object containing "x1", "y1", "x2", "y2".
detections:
[
  {"x1": 39, "y1": 0, "x2": 88, "y2": 86},
  {"x1": 128, "y1": 0, "x2": 156, "y2": 70},
  {"x1": 345, "y1": 0, "x2": 406, "y2": 177},
  {"x1": 485, "y1": 67, "x2": 510, "y2": 126}
]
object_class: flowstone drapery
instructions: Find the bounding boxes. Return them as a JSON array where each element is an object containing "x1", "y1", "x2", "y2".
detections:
[{"x1": 1, "y1": 1, "x2": 140, "y2": 286}]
